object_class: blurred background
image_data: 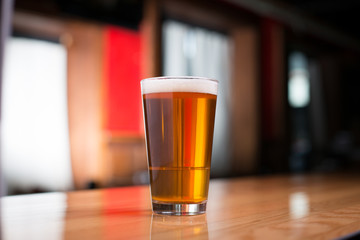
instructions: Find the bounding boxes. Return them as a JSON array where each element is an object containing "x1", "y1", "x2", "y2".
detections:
[{"x1": 1, "y1": 0, "x2": 360, "y2": 195}]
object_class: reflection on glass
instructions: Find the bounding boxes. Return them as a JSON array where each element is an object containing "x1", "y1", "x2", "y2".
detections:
[
  {"x1": 289, "y1": 192, "x2": 309, "y2": 219},
  {"x1": 150, "y1": 214, "x2": 208, "y2": 239}
]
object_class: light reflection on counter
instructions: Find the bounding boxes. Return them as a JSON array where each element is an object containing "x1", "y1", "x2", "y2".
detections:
[
  {"x1": 289, "y1": 192, "x2": 309, "y2": 219},
  {"x1": 150, "y1": 214, "x2": 208, "y2": 239},
  {"x1": 1, "y1": 192, "x2": 67, "y2": 240},
  {"x1": 100, "y1": 187, "x2": 152, "y2": 240}
]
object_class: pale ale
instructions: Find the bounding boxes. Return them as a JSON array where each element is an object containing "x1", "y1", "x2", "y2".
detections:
[{"x1": 141, "y1": 77, "x2": 217, "y2": 214}]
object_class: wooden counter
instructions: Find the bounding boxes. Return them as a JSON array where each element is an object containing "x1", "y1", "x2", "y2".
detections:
[{"x1": 2, "y1": 174, "x2": 360, "y2": 239}]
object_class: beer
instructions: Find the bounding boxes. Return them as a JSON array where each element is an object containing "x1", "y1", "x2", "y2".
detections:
[{"x1": 141, "y1": 77, "x2": 217, "y2": 210}]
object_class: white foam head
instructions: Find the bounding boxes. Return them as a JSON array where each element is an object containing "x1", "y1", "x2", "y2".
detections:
[{"x1": 141, "y1": 76, "x2": 218, "y2": 95}]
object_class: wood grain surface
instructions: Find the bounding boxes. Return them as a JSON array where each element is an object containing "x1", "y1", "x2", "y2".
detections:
[{"x1": 2, "y1": 174, "x2": 360, "y2": 239}]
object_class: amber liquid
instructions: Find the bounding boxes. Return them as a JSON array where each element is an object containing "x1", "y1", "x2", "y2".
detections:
[{"x1": 143, "y1": 92, "x2": 217, "y2": 204}]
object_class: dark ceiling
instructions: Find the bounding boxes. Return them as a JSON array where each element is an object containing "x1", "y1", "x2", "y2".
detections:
[
  {"x1": 277, "y1": 0, "x2": 360, "y2": 40},
  {"x1": 14, "y1": 0, "x2": 144, "y2": 29},
  {"x1": 14, "y1": 0, "x2": 360, "y2": 41}
]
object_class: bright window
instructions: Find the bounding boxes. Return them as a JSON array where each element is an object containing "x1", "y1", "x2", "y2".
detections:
[
  {"x1": 288, "y1": 52, "x2": 310, "y2": 108},
  {"x1": 162, "y1": 20, "x2": 231, "y2": 176},
  {"x1": 1, "y1": 37, "x2": 73, "y2": 194}
]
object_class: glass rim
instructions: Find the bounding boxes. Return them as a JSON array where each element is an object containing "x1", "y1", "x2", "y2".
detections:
[{"x1": 141, "y1": 76, "x2": 218, "y2": 84}]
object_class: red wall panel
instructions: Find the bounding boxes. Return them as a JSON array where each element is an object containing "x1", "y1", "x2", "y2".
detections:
[{"x1": 104, "y1": 26, "x2": 142, "y2": 134}]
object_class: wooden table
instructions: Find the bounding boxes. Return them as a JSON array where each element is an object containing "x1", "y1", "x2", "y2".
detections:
[{"x1": 2, "y1": 174, "x2": 360, "y2": 239}]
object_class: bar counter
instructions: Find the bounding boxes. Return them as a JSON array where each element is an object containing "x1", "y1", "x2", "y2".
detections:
[{"x1": 2, "y1": 174, "x2": 360, "y2": 239}]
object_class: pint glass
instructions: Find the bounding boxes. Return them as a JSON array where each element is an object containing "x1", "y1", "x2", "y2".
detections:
[{"x1": 141, "y1": 76, "x2": 218, "y2": 215}]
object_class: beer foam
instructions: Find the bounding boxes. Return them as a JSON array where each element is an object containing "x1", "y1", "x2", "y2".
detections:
[{"x1": 141, "y1": 77, "x2": 218, "y2": 95}]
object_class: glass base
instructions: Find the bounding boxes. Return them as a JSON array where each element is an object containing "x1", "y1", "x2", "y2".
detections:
[{"x1": 152, "y1": 202, "x2": 207, "y2": 216}]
